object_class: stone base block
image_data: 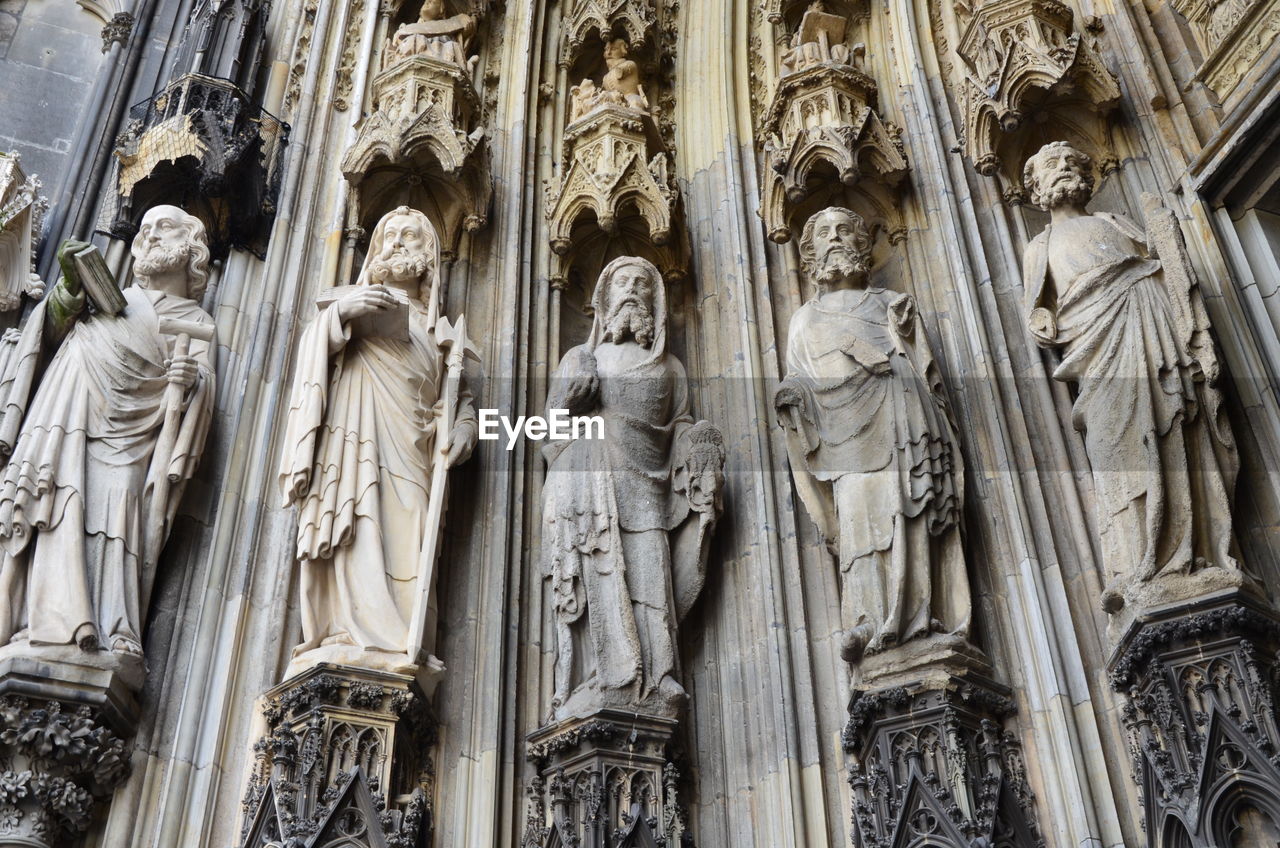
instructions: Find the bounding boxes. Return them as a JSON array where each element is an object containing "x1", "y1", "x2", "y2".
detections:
[
  {"x1": 853, "y1": 631, "x2": 991, "y2": 691},
  {"x1": 522, "y1": 709, "x2": 692, "y2": 848}
]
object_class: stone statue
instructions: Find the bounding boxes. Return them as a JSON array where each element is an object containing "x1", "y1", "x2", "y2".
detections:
[
  {"x1": 0, "y1": 205, "x2": 216, "y2": 659},
  {"x1": 775, "y1": 207, "x2": 971, "y2": 663},
  {"x1": 570, "y1": 38, "x2": 650, "y2": 120},
  {"x1": 780, "y1": 1, "x2": 860, "y2": 76},
  {"x1": 542, "y1": 256, "x2": 724, "y2": 721},
  {"x1": 279, "y1": 206, "x2": 478, "y2": 681},
  {"x1": 1022, "y1": 141, "x2": 1241, "y2": 612},
  {"x1": 390, "y1": 0, "x2": 477, "y2": 73}
]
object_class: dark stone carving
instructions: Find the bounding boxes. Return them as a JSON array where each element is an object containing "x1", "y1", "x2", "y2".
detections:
[
  {"x1": 843, "y1": 675, "x2": 1044, "y2": 848},
  {"x1": 100, "y1": 11, "x2": 135, "y2": 53},
  {"x1": 522, "y1": 710, "x2": 693, "y2": 848},
  {"x1": 238, "y1": 665, "x2": 435, "y2": 848},
  {"x1": 1109, "y1": 591, "x2": 1280, "y2": 846}
]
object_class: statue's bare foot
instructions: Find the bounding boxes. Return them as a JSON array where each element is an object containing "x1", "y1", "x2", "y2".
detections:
[
  {"x1": 656, "y1": 674, "x2": 688, "y2": 709},
  {"x1": 841, "y1": 624, "x2": 874, "y2": 662},
  {"x1": 111, "y1": 636, "x2": 144, "y2": 658}
]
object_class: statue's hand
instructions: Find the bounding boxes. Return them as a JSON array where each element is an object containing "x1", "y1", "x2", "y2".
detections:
[
  {"x1": 774, "y1": 381, "x2": 806, "y2": 425},
  {"x1": 446, "y1": 419, "x2": 477, "y2": 468},
  {"x1": 165, "y1": 353, "x2": 200, "y2": 388},
  {"x1": 888, "y1": 293, "x2": 917, "y2": 338},
  {"x1": 24, "y1": 273, "x2": 45, "y2": 300},
  {"x1": 562, "y1": 350, "x2": 600, "y2": 416},
  {"x1": 336, "y1": 285, "x2": 398, "y2": 325},
  {"x1": 677, "y1": 421, "x2": 726, "y2": 515},
  {"x1": 1029, "y1": 307, "x2": 1057, "y2": 342}
]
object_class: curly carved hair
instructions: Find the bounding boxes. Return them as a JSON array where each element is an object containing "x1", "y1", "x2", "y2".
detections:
[
  {"x1": 1023, "y1": 141, "x2": 1095, "y2": 211},
  {"x1": 798, "y1": 207, "x2": 872, "y2": 281},
  {"x1": 131, "y1": 205, "x2": 212, "y2": 301}
]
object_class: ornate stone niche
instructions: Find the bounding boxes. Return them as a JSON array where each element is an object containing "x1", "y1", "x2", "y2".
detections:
[
  {"x1": 1175, "y1": 0, "x2": 1280, "y2": 104},
  {"x1": 106, "y1": 73, "x2": 289, "y2": 258},
  {"x1": 521, "y1": 712, "x2": 692, "y2": 848},
  {"x1": 238, "y1": 665, "x2": 436, "y2": 848},
  {"x1": 341, "y1": 0, "x2": 492, "y2": 263},
  {"x1": 1109, "y1": 591, "x2": 1280, "y2": 848},
  {"x1": 0, "y1": 151, "x2": 45, "y2": 312},
  {"x1": 759, "y1": 2, "x2": 908, "y2": 244},
  {"x1": 563, "y1": 0, "x2": 657, "y2": 63},
  {"x1": 843, "y1": 674, "x2": 1044, "y2": 848},
  {"x1": 954, "y1": 0, "x2": 1120, "y2": 195}
]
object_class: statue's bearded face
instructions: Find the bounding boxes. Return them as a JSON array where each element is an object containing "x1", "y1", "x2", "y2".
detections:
[
  {"x1": 369, "y1": 215, "x2": 431, "y2": 288},
  {"x1": 808, "y1": 211, "x2": 870, "y2": 286},
  {"x1": 134, "y1": 210, "x2": 194, "y2": 280},
  {"x1": 602, "y1": 263, "x2": 656, "y2": 347},
  {"x1": 1026, "y1": 144, "x2": 1094, "y2": 210}
]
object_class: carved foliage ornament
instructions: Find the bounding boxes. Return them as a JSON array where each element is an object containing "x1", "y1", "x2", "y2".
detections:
[
  {"x1": 956, "y1": 0, "x2": 1119, "y2": 175},
  {"x1": 0, "y1": 697, "x2": 130, "y2": 848}
]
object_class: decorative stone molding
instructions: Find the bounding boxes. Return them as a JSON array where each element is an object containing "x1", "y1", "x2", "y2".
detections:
[
  {"x1": 843, "y1": 673, "x2": 1044, "y2": 848},
  {"x1": 522, "y1": 711, "x2": 692, "y2": 848},
  {"x1": 563, "y1": 0, "x2": 657, "y2": 63},
  {"x1": 107, "y1": 73, "x2": 290, "y2": 259},
  {"x1": 1196, "y1": 0, "x2": 1280, "y2": 103},
  {"x1": 238, "y1": 665, "x2": 436, "y2": 848},
  {"x1": 955, "y1": 0, "x2": 1119, "y2": 177},
  {"x1": 341, "y1": 36, "x2": 491, "y2": 258},
  {"x1": 1109, "y1": 591, "x2": 1280, "y2": 847},
  {"x1": 99, "y1": 10, "x2": 134, "y2": 52},
  {"x1": 545, "y1": 104, "x2": 684, "y2": 287},
  {"x1": 0, "y1": 151, "x2": 46, "y2": 311}
]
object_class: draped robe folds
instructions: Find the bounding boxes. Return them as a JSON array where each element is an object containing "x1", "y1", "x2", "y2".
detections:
[
  {"x1": 279, "y1": 301, "x2": 475, "y2": 659},
  {"x1": 541, "y1": 342, "x2": 695, "y2": 713},
  {"x1": 0, "y1": 285, "x2": 215, "y2": 649},
  {"x1": 1024, "y1": 214, "x2": 1238, "y2": 587},
  {"x1": 779, "y1": 287, "x2": 970, "y2": 652}
]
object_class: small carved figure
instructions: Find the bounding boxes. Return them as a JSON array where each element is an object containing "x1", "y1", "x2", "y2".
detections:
[
  {"x1": 780, "y1": 1, "x2": 857, "y2": 76},
  {"x1": 390, "y1": 0, "x2": 477, "y2": 73},
  {"x1": 601, "y1": 38, "x2": 649, "y2": 112},
  {"x1": 0, "y1": 205, "x2": 216, "y2": 658},
  {"x1": 1022, "y1": 141, "x2": 1241, "y2": 611},
  {"x1": 776, "y1": 207, "x2": 971, "y2": 662},
  {"x1": 279, "y1": 206, "x2": 478, "y2": 677},
  {"x1": 542, "y1": 257, "x2": 724, "y2": 721}
]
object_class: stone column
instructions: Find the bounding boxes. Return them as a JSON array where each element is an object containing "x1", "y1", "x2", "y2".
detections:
[
  {"x1": 521, "y1": 711, "x2": 691, "y2": 848},
  {"x1": 237, "y1": 665, "x2": 436, "y2": 848},
  {"x1": 1109, "y1": 590, "x2": 1280, "y2": 846}
]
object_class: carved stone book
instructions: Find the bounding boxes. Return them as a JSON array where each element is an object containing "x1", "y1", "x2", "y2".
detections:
[
  {"x1": 57, "y1": 240, "x2": 127, "y2": 315},
  {"x1": 315, "y1": 285, "x2": 410, "y2": 342}
]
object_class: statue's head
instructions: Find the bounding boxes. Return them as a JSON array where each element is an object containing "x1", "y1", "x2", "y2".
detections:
[
  {"x1": 799, "y1": 207, "x2": 872, "y2": 290},
  {"x1": 604, "y1": 38, "x2": 630, "y2": 63},
  {"x1": 361, "y1": 206, "x2": 440, "y2": 302},
  {"x1": 1023, "y1": 141, "x2": 1094, "y2": 211},
  {"x1": 597, "y1": 256, "x2": 660, "y2": 348},
  {"x1": 419, "y1": 0, "x2": 445, "y2": 21},
  {"x1": 131, "y1": 205, "x2": 211, "y2": 301}
]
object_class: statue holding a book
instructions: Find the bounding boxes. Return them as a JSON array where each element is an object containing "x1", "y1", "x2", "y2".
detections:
[
  {"x1": 278, "y1": 205, "x2": 479, "y2": 687},
  {"x1": 0, "y1": 204, "x2": 217, "y2": 664}
]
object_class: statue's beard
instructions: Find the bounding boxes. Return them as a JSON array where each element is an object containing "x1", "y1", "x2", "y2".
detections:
[
  {"x1": 603, "y1": 299, "x2": 655, "y2": 347},
  {"x1": 135, "y1": 243, "x2": 189, "y2": 278},
  {"x1": 369, "y1": 249, "x2": 429, "y2": 286},
  {"x1": 815, "y1": 247, "x2": 868, "y2": 285},
  {"x1": 1037, "y1": 172, "x2": 1092, "y2": 210}
]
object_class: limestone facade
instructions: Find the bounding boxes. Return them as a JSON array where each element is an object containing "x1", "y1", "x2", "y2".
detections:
[{"x1": 1, "y1": 0, "x2": 1280, "y2": 846}]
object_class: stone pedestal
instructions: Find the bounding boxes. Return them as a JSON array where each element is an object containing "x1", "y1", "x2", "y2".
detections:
[
  {"x1": 237, "y1": 664, "x2": 436, "y2": 848},
  {"x1": 0, "y1": 651, "x2": 137, "y2": 848},
  {"x1": 843, "y1": 663, "x2": 1043, "y2": 848},
  {"x1": 1108, "y1": 589, "x2": 1280, "y2": 846},
  {"x1": 521, "y1": 710, "x2": 692, "y2": 848}
]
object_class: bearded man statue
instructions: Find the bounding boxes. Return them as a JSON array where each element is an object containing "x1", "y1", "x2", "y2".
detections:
[
  {"x1": 542, "y1": 256, "x2": 725, "y2": 722},
  {"x1": 1022, "y1": 141, "x2": 1242, "y2": 612},
  {"x1": 0, "y1": 205, "x2": 216, "y2": 662},
  {"x1": 775, "y1": 207, "x2": 971, "y2": 665},
  {"x1": 279, "y1": 206, "x2": 478, "y2": 683}
]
